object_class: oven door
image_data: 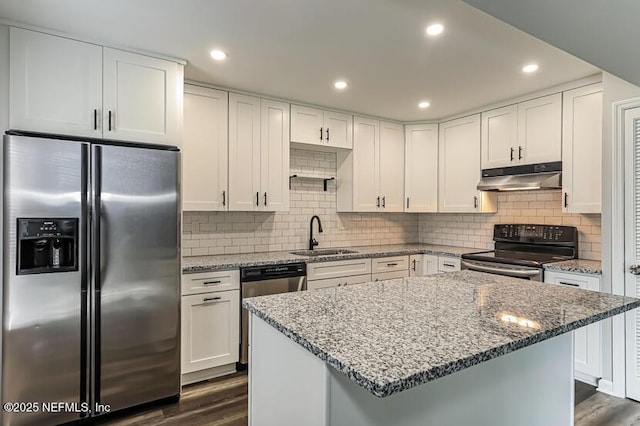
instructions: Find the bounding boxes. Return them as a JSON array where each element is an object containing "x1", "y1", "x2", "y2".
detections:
[{"x1": 461, "y1": 259, "x2": 542, "y2": 281}]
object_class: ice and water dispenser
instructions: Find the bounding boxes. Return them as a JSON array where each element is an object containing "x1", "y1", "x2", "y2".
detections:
[{"x1": 17, "y1": 218, "x2": 78, "y2": 274}]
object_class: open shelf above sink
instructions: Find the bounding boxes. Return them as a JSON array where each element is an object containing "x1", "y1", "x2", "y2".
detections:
[{"x1": 289, "y1": 174, "x2": 336, "y2": 191}]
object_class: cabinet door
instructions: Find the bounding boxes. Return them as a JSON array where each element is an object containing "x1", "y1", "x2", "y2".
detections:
[
  {"x1": 183, "y1": 85, "x2": 228, "y2": 211},
  {"x1": 229, "y1": 93, "x2": 261, "y2": 211},
  {"x1": 409, "y1": 255, "x2": 423, "y2": 277},
  {"x1": 352, "y1": 116, "x2": 380, "y2": 212},
  {"x1": 103, "y1": 48, "x2": 180, "y2": 145},
  {"x1": 438, "y1": 115, "x2": 482, "y2": 212},
  {"x1": 10, "y1": 27, "x2": 102, "y2": 138},
  {"x1": 324, "y1": 111, "x2": 353, "y2": 149},
  {"x1": 423, "y1": 255, "x2": 439, "y2": 275},
  {"x1": 545, "y1": 272, "x2": 601, "y2": 378},
  {"x1": 290, "y1": 104, "x2": 323, "y2": 146},
  {"x1": 562, "y1": 84, "x2": 602, "y2": 213},
  {"x1": 481, "y1": 105, "x2": 518, "y2": 169},
  {"x1": 181, "y1": 290, "x2": 240, "y2": 374},
  {"x1": 260, "y1": 99, "x2": 290, "y2": 212},
  {"x1": 405, "y1": 124, "x2": 438, "y2": 212},
  {"x1": 517, "y1": 93, "x2": 562, "y2": 164},
  {"x1": 379, "y1": 121, "x2": 405, "y2": 212}
]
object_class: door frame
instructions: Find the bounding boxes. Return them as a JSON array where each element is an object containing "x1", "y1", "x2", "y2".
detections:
[{"x1": 609, "y1": 97, "x2": 640, "y2": 398}]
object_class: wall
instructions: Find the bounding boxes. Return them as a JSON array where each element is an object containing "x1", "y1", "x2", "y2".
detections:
[
  {"x1": 182, "y1": 148, "x2": 418, "y2": 256},
  {"x1": 419, "y1": 190, "x2": 601, "y2": 260}
]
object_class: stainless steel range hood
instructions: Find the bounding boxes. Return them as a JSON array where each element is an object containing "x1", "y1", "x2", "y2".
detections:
[{"x1": 477, "y1": 162, "x2": 562, "y2": 191}]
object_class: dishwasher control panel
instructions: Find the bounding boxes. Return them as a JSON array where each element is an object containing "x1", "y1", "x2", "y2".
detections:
[{"x1": 241, "y1": 263, "x2": 306, "y2": 282}]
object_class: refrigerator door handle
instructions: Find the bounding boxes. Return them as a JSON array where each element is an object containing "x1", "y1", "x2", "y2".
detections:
[
  {"x1": 80, "y1": 143, "x2": 90, "y2": 416},
  {"x1": 92, "y1": 145, "x2": 103, "y2": 405}
]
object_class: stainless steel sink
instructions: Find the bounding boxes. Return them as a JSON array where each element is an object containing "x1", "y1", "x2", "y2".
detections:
[{"x1": 290, "y1": 248, "x2": 358, "y2": 257}]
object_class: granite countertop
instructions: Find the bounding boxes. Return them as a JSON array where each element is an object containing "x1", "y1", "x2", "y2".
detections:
[
  {"x1": 243, "y1": 270, "x2": 639, "y2": 398},
  {"x1": 544, "y1": 259, "x2": 602, "y2": 275},
  {"x1": 182, "y1": 243, "x2": 480, "y2": 273}
]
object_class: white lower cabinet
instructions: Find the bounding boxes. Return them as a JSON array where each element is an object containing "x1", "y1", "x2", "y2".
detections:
[
  {"x1": 545, "y1": 271, "x2": 601, "y2": 381},
  {"x1": 438, "y1": 257, "x2": 461, "y2": 273},
  {"x1": 307, "y1": 274, "x2": 372, "y2": 290},
  {"x1": 409, "y1": 254, "x2": 423, "y2": 277},
  {"x1": 181, "y1": 270, "x2": 240, "y2": 384}
]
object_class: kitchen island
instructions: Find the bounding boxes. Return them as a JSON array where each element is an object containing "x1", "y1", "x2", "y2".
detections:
[{"x1": 243, "y1": 271, "x2": 640, "y2": 426}]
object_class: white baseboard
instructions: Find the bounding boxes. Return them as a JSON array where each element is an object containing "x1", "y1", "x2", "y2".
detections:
[
  {"x1": 181, "y1": 363, "x2": 237, "y2": 386},
  {"x1": 597, "y1": 379, "x2": 625, "y2": 398},
  {"x1": 575, "y1": 371, "x2": 599, "y2": 387}
]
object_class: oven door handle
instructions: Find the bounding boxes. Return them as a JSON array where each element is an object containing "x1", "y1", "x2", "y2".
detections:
[{"x1": 461, "y1": 260, "x2": 540, "y2": 278}]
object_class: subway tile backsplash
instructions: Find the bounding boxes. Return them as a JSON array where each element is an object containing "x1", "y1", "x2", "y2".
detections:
[
  {"x1": 182, "y1": 149, "x2": 418, "y2": 256},
  {"x1": 418, "y1": 190, "x2": 601, "y2": 260},
  {"x1": 183, "y1": 149, "x2": 601, "y2": 260}
]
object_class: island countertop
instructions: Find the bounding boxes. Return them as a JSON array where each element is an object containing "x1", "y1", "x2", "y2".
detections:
[{"x1": 243, "y1": 270, "x2": 640, "y2": 398}]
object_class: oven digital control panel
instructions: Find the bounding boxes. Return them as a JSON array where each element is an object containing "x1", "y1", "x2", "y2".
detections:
[{"x1": 494, "y1": 224, "x2": 577, "y2": 243}]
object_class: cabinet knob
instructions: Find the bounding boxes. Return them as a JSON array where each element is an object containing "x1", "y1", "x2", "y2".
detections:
[
  {"x1": 518, "y1": 146, "x2": 523, "y2": 160},
  {"x1": 564, "y1": 193, "x2": 569, "y2": 208},
  {"x1": 473, "y1": 196, "x2": 478, "y2": 209},
  {"x1": 510, "y1": 147, "x2": 514, "y2": 162},
  {"x1": 320, "y1": 127, "x2": 323, "y2": 141},
  {"x1": 376, "y1": 196, "x2": 380, "y2": 208},
  {"x1": 326, "y1": 128, "x2": 330, "y2": 141},
  {"x1": 630, "y1": 265, "x2": 640, "y2": 275}
]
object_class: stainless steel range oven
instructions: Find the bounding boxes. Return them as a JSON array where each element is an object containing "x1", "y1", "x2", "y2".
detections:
[{"x1": 461, "y1": 224, "x2": 578, "y2": 281}]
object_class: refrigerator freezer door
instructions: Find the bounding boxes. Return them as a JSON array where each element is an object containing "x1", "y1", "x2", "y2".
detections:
[
  {"x1": 2, "y1": 135, "x2": 89, "y2": 426},
  {"x1": 92, "y1": 144, "x2": 180, "y2": 413}
]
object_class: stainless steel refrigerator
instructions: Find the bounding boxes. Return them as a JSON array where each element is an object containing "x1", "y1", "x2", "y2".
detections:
[{"x1": 1, "y1": 133, "x2": 181, "y2": 426}]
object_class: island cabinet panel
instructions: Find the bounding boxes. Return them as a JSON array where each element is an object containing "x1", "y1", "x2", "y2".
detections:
[
  {"x1": 545, "y1": 271, "x2": 602, "y2": 381},
  {"x1": 562, "y1": 83, "x2": 603, "y2": 213},
  {"x1": 438, "y1": 114, "x2": 497, "y2": 213},
  {"x1": 249, "y1": 314, "x2": 574, "y2": 426},
  {"x1": 404, "y1": 124, "x2": 438, "y2": 212}
]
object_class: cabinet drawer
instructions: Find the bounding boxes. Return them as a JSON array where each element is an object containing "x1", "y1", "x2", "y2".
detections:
[
  {"x1": 182, "y1": 270, "x2": 240, "y2": 295},
  {"x1": 307, "y1": 274, "x2": 372, "y2": 291},
  {"x1": 373, "y1": 270, "x2": 409, "y2": 281},
  {"x1": 307, "y1": 258, "x2": 372, "y2": 281},
  {"x1": 544, "y1": 271, "x2": 600, "y2": 292},
  {"x1": 438, "y1": 257, "x2": 461, "y2": 273},
  {"x1": 372, "y1": 256, "x2": 409, "y2": 273}
]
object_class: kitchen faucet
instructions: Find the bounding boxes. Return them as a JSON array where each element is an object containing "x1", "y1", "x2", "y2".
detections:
[{"x1": 309, "y1": 215, "x2": 323, "y2": 250}]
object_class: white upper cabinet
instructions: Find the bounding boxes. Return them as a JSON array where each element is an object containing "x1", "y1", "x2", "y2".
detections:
[
  {"x1": 351, "y1": 116, "x2": 379, "y2": 212},
  {"x1": 439, "y1": 114, "x2": 496, "y2": 213},
  {"x1": 562, "y1": 83, "x2": 603, "y2": 213},
  {"x1": 103, "y1": 48, "x2": 180, "y2": 145},
  {"x1": 9, "y1": 27, "x2": 103, "y2": 137},
  {"x1": 378, "y1": 121, "x2": 405, "y2": 212},
  {"x1": 337, "y1": 117, "x2": 404, "y2": 212},
  {"x1": 229, "y1": 93, "x2": 289, "y2": 212},
  {"x1": 291, "y1": 104, "x2": 352, "y2": 149},
  {"x1": 9, "y1": 27, "x2": 183, "y2": 146},
  {"x1": 481, "y1": 94, "x2": 561, "y2": 169},
  {"x1": 517, "y1": 93, "x2": 562, "y2": 164},
  {"x1": 404, "y1": 124, "x2": 438, "y2": 212},
  {"x1": 182, "y1": 85, "x2": 228, "y2": 211},
  {"x1": 481, "y1": 105, "x2": 518, "y2": 169},
  {"x1": 260, "y1": 99, "x2": 290, "y2": 212}
]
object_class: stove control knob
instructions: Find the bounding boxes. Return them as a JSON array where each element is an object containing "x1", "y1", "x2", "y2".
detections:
[{"x1": 630, "y1": 265, "x2": 640, "y2": 275}]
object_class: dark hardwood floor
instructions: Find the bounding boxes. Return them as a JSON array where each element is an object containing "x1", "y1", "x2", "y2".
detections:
[{"x1": 96, "y1": 373, "x2": 640, "y2": 425}]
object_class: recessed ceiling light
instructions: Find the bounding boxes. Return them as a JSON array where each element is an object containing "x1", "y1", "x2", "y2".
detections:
[
  {"x1": 418, "y1": 101, "x2": 431, "y2": 109},
  {"x1": 426, "y1": 24, "x2": 444, "y2": 36},
  {"x1": 210, "y1": 49, "x2": 227, "y2": 61},
  {"x1": 522, "y1": 63, "x2": 539, "y2": 73},
  {"x1": 334, "y1": 80, "x2": 348, "y2": 90}
]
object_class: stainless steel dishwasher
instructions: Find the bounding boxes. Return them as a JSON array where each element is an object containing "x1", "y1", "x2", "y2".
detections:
[{"x1": 240, "y1": 263, "x2": 306, "y2": 365}]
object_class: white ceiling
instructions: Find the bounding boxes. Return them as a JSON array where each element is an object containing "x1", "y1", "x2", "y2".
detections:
[
  {"x1": 462, "y1": 0, "x2": 640, "y2": 90},
  {"x1": 0, "y1": 0, "x2": 599, "y2": 121}
]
